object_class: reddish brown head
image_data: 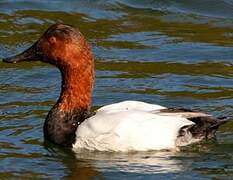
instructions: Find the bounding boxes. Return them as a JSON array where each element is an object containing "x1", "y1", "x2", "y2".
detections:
[
  {"x1": 3, "y1": 23, "x2": 94, "y2": 111},
  {"x1": 3, "y1": 23, "x2": 95, "y2": 146}
]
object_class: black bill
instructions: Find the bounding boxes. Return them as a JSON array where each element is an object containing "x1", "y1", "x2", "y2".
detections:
[{"x1": 2, "y1": 41, "x2": 42, "y2": 63}]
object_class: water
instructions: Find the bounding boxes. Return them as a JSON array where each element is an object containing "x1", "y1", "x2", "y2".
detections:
[{"x1": 0, "y1": 0, "x2": 233, "y2": 179}]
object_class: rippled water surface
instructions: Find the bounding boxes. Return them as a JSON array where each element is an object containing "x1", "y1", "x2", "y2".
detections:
[{"x1": 1, "y1": 0, "x2": 233, "y2": 179}]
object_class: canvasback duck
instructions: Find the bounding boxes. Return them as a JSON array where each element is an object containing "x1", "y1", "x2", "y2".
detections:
[{"x1": 2, "y1": 23, "x2": 229, "y2": 152}]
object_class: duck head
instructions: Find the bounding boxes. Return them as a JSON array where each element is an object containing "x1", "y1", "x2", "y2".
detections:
[
  {"x1": 3, "y1": 23, "x2": 95, "y2": 146},
  {"x1": 3, "y1": 23, "x2": 90, "y2": 66},
  {"x1": 3, "y1": 23, "x2": 94, "y2": 111}
]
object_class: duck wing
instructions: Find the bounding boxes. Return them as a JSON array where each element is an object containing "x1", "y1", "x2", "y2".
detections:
[
  {"x1": 153, "y1": 108, "x2": 229, "y2": 145},
  {"x1": 74, "y1": 110, "x2": 194, "y2": 151},
  {"x1": 73, "y1": 101, "x2": 230, "y2": 151}
]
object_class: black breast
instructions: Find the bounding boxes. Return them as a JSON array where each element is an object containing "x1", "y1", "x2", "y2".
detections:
[{"x1": 43, "y1": 106, "x2": 94, "y2": 147}]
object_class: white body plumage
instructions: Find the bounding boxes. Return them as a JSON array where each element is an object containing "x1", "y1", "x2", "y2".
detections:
[{"x1": 73, "y1": 101, "x2": 197, "y2": 152}]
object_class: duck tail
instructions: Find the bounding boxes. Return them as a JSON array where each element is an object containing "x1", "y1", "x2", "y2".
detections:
[
  {"x1": 208, "y1": 116, "x2": 232, "y2": 131},
  {"x1": 210, "y1": 116, "x2": 229, "y2": 127},
  {"x1": 176, "y1": 115, "x2": 232, "y2": 147},
  {"x1": 189, "y1": 115, "x2": 232, "y2": 139}
]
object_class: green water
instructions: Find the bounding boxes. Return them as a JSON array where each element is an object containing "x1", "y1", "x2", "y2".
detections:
[{"x1": 0, "y1": 0, "x2": 233, "y2": 179}]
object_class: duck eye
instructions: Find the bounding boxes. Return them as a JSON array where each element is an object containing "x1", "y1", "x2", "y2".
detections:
[{"x1": 48, "y1": 36, "x2": 57, "y2": 45}]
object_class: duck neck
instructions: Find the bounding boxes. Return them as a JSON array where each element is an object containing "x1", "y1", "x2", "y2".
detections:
[
  {"x1": 44, "y1": 45, "x2": 94, "y2": 147},
  {"x1": 57, "y1": 63, "x2": 94, "y2": 113}
]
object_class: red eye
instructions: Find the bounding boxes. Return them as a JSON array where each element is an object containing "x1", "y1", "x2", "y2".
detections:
[{"x1": 48, "y1": 36, "x2": 57, "y2": 44}]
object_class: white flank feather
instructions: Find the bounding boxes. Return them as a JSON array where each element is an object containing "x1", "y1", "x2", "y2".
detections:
[{"x1": 72, "y1": 101, "x2": 195, "y2": 152}]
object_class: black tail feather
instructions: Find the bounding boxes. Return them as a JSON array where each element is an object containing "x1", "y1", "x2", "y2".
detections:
[
  {"x1": 186, "y1": 116, "x2": 232, "y2": 139},
  {"x1": 209, "y1": 119, "x2": 228, "y2": 130}
]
